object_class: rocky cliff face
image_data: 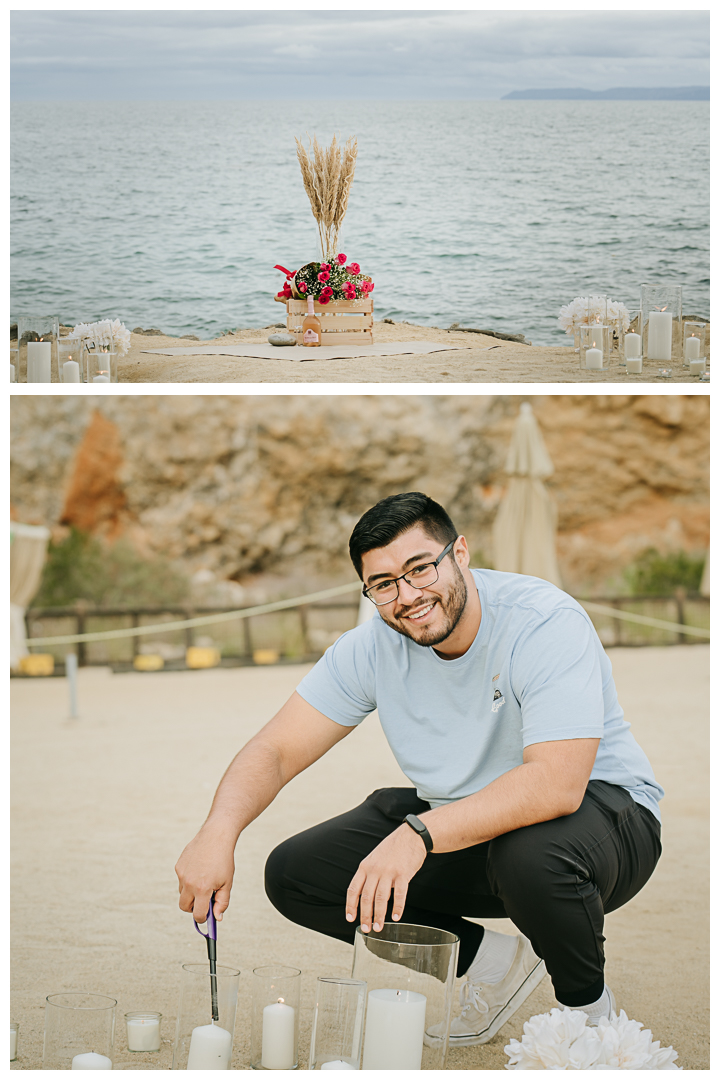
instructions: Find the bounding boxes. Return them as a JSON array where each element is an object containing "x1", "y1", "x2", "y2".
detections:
[{"x1": 10, "y1": 395, "x2": 709, "y2": 596}]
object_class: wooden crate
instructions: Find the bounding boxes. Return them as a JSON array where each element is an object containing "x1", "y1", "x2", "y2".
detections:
[{"x1": 281, "y1": 297, "x2": 374, "y2": 345}]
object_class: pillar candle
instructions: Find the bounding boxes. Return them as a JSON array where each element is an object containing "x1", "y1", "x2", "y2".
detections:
[
  {"x1": 187, "y1": 1022, "x2": 232, "y2": 1070},
  {"x1": 647, "y1": 310, "x2": 672, "y2": 360},
  {"x1": 10, "y1": 1027, "x2": 18, "y2": 1061},
  {"x1": 689, "y1": 358, "x2": 706, "y2": 376},
  {"x1": 626, "y1": 357, "x2": 643, "y2": 374},
  {"x1": 321, "y1": 1061, "x2": 357, "y2": 1069},
  {"x1": 71, "y1": 1052, "x2": 112, "y2": 1069},
  {"x1": 362, "y1": 989, "x2": 426, "y2": 1070},
  {"x1": 126, "y1": 1017, "x2": 161, "y2": 1051},
  {"x1": 27, "y1": 341, "x2": 52, "y2": 382},
  {"x1": 585, "y1": 348, "x2": 603, "y2": 370},
  {"x1": 262, "y1": 1000, "x2": 295, "y2": 1069},
  {"x1": 63, "y1": 360, "x2": 80, "y2": 383},
  {"x1": 684, "y1": 335, "x2": 701, "y2": 360},
  {"x1": 10, "y1": 364, "x2": 16, "y2": 382},
  {"x1": 624, "y1": 332, "x2": 642, "y2": 358}
]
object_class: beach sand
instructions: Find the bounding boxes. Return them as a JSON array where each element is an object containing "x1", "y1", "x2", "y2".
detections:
[
  {"x1": 119, "y1": 321, "x2": 709, "y2": 384},
  {"x1": 10, "y1": 645, "x2": 708, "y2": 1069}
]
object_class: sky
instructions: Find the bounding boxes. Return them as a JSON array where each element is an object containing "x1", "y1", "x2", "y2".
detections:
[{"x1": 10, "y1": 9, "x2": 710, "y2": 101}]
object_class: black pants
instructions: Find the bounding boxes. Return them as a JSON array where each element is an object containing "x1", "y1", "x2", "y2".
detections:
[{"x1": 265, "y1": 780, "x2": 661, "y2": 1006}]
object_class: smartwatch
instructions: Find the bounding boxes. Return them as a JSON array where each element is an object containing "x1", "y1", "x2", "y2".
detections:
[{"x1": 403, "y1": 813, "x2": 434, "y2": 853}]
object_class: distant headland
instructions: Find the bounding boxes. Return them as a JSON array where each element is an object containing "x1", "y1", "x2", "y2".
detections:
[{"x1": 502, "y1": 87, "x2": 709, "y2": 101}]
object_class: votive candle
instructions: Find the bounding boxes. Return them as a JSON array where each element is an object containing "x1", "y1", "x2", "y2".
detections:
[
  {"x1": 689, "y1": 358, "x2": 706, "y2": 376},
  {"x1": 626, "y1": 357, "x2": 643, "y2": 374},
  {"x1": 71, "y1": 1051, "x2": 112, "y2": 1069}
]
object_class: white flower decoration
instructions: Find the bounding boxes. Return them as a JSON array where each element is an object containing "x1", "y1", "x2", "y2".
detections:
[
  {"x1": 558, "y1": 297, "x2": 630, "y2": 335},
  {"x1": 68, "y1": 319, "x2": 131, "y2": 356},
  {"x1": 505, "y1": 1007, "x2": 680, "y2": 1070}
]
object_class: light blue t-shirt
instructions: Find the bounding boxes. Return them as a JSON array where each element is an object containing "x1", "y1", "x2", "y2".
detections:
[{"x1": 297, "y1": 569, "x2": 663, "y2": 822}]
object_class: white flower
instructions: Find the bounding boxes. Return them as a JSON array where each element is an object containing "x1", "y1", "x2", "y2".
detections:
[
  {"x1": 505, "y1": 1007, "x2": 681, "y2": 1070},
  {"x1": 68, "y1": 319, "x2": 131, "y2": 356},
  {"x1": 557, "y1": 296, "x2": 630, "y2": 335}
]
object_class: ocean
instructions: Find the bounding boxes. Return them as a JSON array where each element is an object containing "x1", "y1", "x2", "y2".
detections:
[{"x1": 10, "y1": 100, "x2": 709, "y2": 345}]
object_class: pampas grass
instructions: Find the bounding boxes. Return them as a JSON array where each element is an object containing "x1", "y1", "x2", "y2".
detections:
[{"x1": 295, "y1": 134, "x2": 358, "y2": 260}]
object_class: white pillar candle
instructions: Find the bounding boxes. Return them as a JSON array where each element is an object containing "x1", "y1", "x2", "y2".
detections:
[
  {"x1": 187, "y1": 1022, "x2": 232, "y2": 1070},
  {"x1": 626, "y1": 357, "x2": 643, "y2": 374},
  {"x1": 10, "y1": 1027, "x2": 17, "y2": 1060},
  {"x1": 585, "y1": 348, "x2": 603, "y2": 370},
  {"x1": 624, "y1": 332, "x2": 642, "y2": 358},
  {"x1": 126, "y1": 1017, "x2": 161, "y2": 1051},
  {"x1": 262, "y1": 999, "x2": 295, "y2": 1069},
  {"x1": 10, "y1": 364, "x2": 16, "y2": 382},
  {"x1": 689, "y1": 358, "x2": 706, "y2": 376},
  {"x1": 27, "y1": 340, "x2": 52, "y2": 382},
  {"x1": 71, "y1": 1051, "x2": 113, "y2": 1069},
  {"x1": 321, "y1": 1061, "x2": 357, "y2": 1069},
  {"x1": 362, "y1": 989, "x2": 426, "y2": 1071},
  {"x1": 684, "y1": 335, "x2": 701, "y2": 360},
  {"x1": 93, "y1": 374, "x2": 110, "y2": 382},
  {"x1": 647, "y1": 310, "x2": 673, "y2": 360},
  {"x1": 63, "y1": 360, "x2": 80, "y2": 383}
]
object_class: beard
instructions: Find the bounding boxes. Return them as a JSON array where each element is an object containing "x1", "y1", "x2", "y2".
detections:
[{"x1": 379, "y1": 564, "x2": 469, "y2": 647}]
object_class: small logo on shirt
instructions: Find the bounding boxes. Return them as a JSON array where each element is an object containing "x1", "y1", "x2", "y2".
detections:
[
  {"x1": 492, "y1": 687, "x2": 506, "y2": 712},
  {"x1": 492, "y1": 673, "x2": 500, "y2": 681}
]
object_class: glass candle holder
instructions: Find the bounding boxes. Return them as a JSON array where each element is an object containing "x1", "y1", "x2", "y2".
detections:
[
  {"x1": 625, "y1": 356, "x2": 643, "y2": 375},
  {"x1": 172, "y1": 963, "x2": 240, "y2": 1070},
  {"x1": 351, "y1": 923, "x2": 459, "y2": 1070},
  {"x1": 125, "y1": 1012, "x2": 162, "y2": 1052},
  {"x1": 85, "y1": 346, "x2": 118, "y2": 383},
  {"x1": 58, "y1": 339, "x2": 84, "y2": 384},
  {"x1": 657, "y1": 368, "x2": 673, "y2": 379},
  {"x1": 251, "y1": 965, "x2": 301, "y2": 1070},
  {"x1": 308, "y1": 978, "x2": 367, "y2": 1070},
  {"x1": 682, "y1": 321, "x2": 706, "y2": 367},
  {"x1": 640, "y1": 284, "x2": 682, "y2": 361},
  {"x1": 42, "y1": 992, "x2": 116, "y2": 1070},
  {"x1": 11, "y1": 1021, "x2": 19, "y2": 1062},
  {"x1": 17, "y1": 314, "x2": 60, "y2": 383},
  {"x1": 10, "y1": 347, "x2": 19, "y2": 383},
  {"x1": 579, "y1": 325, "x2": 609, "y2": 371}
]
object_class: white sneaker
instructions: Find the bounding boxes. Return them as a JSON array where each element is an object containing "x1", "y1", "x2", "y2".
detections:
[{"x1": 426, "y1": 934, "x2": 546, "y2": 1047}]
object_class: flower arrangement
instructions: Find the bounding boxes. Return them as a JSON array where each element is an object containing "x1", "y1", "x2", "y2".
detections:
[
  {"x1": 69, "y1": 319, "x2": 131, "y2": 355},
  {"x1": 504, "y1": 1008, "x2": 680, "y2": 1070},
  {"x1": 558, "y1": 297, "x2": 631, "y2": 336},
  {"x1": 275, "y1": 255, "x2": 374, "y2": 305}
]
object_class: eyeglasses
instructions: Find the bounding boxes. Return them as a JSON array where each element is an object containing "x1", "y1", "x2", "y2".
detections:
[{"x1": 362, "y1": 539, "x2": 457, "y2": 606}]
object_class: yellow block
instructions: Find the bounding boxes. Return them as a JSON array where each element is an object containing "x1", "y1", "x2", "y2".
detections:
[
  {"x1": 186, "y1": 646, "x2": 221, "y2": 669},
  {"x1": 19, "y1": 654, "x2": 55, "y2": 677},
  {"x1": 253, "y1": 648, "x2": 280, "y2": 665},
  {"x1": 133, "y1": 654, "x2": 165, "y2": 672}
]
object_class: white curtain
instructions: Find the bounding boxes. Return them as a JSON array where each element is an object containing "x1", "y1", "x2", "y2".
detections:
[
  {"x1": 10, "y1": 522, "x2": 50, "y2": 669},
  {"x1": 492, "y1": 402, "x2": 563, "y2": 587}
]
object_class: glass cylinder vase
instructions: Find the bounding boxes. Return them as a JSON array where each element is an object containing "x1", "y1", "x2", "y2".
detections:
[
  {"x1": 308, "y1": 977, "x2": 367, "y2": 1070},
  {"x1": 251, "y1": 965, "x2": 301, "y2": 1070},
  {"x1": 17, "y1": 313, "x2": 60, "y2": 383},
  {"x1": 58, "y1": 339, "x2": 85, "y2": 384},
  {"x1": 11, "y1": 1021, "x2": 19, "y2": 1062},
  {"x1": 10, "y1": 346, "x2": 19, "y2": 383},
  {"x1": 640, "y1": 284, "x2": 682, "y2": 362},
  {"x1": 579, "y1": 325, "x2": 609, "y2": 371},
  {"x1": 682, "y1": 321, "x2": 706, "y2": 368},
  {"x1": 351, "y1": 923, "x2": 459, "y2": 1070},
  {"x1": 42, "y1": 992, "x2": 117, "y2": 1070},
  {"x1": 85, "y1": 346, "x2": 118, "y2": 383},
  {"x1": 171, "y1": 963, "x2": 240, "y2": 1070}
]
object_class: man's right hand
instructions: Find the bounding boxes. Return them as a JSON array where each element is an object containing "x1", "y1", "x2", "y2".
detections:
[{"x1": 175, "y1": 825, "x2": 236, "y2": 925}]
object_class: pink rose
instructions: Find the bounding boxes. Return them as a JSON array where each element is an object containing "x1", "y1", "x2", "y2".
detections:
[
  {"x1": 336, "y1": 253, "x2": 347, "y2": 265},
  {"x1": 344, "y1": 284, "x2": 357, "y2": 300},
  {"x1": 367, "y1": 282, "x2": 374, "y2": 293},
  {"x1": 298, "y1": 281, "x2": 307, "y2": 293},
  {"x1": 320, "y1": 263, "x2": 330, "y2": 272},
  {"x1": 360, "y1": 280, "x2": 372, "y2": 293},
  {"x1": 318, "y1": 271, "x2": 330, "y2": 283},
  {"x1": 348, "y1": 262, "x2": 360, "y2": 274}
]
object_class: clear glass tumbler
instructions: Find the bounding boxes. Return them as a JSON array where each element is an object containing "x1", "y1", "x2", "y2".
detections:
[
  {"x1": 251, "y1": 965, "x2": 301, "y2": 1070},
  {"x1": 125, "y1": 1011, "x2": 162, "y2": 1052},
  {"x1": 171, "y1": 963, "x2": 240, "y2": 1070},
  {"x1": 308, "y1": 977, "x2": 367, "y2": 1070},
  {"x1": 351, "y1": 923, "x2": 459, "y2": 1070},
  {"x1": 42, "y1": 991, "x2": 117, "y2": 1069}
]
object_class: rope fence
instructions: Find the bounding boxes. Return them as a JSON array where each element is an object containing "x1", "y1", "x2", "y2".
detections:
[{"x1": 24, "y1": 583, "x2": 709, "y2": 647}]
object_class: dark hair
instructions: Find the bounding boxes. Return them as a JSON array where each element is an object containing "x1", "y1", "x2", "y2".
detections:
[{"x1": 349, "y1": 492, "x2": 458, "y2": 578}]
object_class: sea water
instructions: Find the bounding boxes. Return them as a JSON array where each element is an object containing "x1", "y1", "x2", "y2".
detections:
[{"x1": 10, "y1": 100, "x2": 709, "y2": 344}]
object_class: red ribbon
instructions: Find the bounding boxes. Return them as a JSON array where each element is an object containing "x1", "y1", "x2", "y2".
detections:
[{"x1": 273, "y1": 265, "x2": 293, "y2": 278}]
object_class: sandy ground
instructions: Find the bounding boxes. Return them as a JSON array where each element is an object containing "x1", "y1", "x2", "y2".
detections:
[
  {"x1": 10, "y1": 645, "x2": 708, "y2": 1070},
  {"x1": 117, "y1": 321, "x2": 710, "y2": 384}
]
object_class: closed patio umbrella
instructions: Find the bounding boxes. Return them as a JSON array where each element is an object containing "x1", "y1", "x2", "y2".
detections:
[{"x1": 492, "y1": 402, "x2": 562, "y2": 587}]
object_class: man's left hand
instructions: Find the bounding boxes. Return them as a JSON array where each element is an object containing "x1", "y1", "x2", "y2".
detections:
[{"x1": 345, "y1": 824, "x2": 427, "y2": 933}]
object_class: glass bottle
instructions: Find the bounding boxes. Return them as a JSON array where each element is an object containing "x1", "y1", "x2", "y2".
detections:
[{"x1": 302, "y1": 295, "x2": 322, "y2": 347}]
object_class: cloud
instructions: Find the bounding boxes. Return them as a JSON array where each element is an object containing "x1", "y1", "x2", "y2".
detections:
[{"x1": 10, "y1": 10, "x2": 709, "y2": 100}]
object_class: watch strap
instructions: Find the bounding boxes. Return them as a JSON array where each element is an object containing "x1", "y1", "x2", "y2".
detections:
[{"x1": 404, "y1": 813, "x2": 434, "y2": 853}]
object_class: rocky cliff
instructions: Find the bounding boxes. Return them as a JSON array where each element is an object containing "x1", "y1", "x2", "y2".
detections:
[{"x1": 10, "y1": 395, "x2": 709, "y2": 596}]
